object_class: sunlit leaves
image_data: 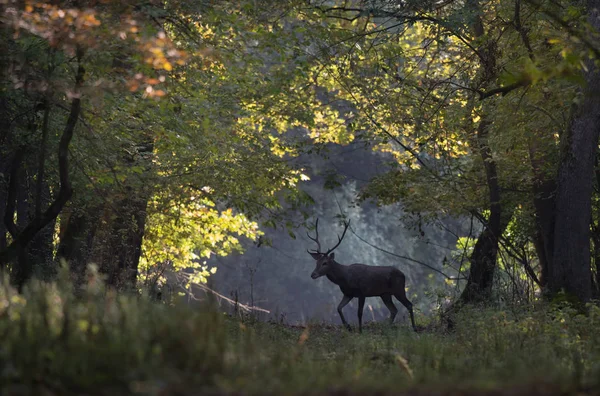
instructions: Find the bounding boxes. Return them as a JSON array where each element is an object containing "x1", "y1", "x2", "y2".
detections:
[
  {"x1": 113, "y1": 1, "x2": 334, "y2": 284},
  {"x1": 139, "y1": 196, "x2": 261, "y2": 285},
  {"x1": 283, "y1": 0, "x2": 592, "y2": 233},
  {"x1": 310, "y1": 108, "x2": 352, "y2": 145}
]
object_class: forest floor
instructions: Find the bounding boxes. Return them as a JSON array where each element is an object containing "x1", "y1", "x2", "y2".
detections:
[{"x1": 1, "y1": 276, "x2": 600, "y2": 395}]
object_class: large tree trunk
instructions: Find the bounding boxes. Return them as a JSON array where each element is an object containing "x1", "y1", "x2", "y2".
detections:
[
  {"x1": 547, "y1": 1, "x2": 600, "y2": 303},
  {"x1": 98, "y1": 141, "x2": 154, "y2": 290},
  {"x1": 57, "y1": 138, "x2": 153, "y2": 292},
  {"x1": 101, "y1": 195, "x2": 149, "y2": 289}
]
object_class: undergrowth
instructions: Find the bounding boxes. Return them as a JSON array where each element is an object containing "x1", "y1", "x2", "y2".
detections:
[{"x1": 1, "y1": 267, "x2": 600, "y2": 395}]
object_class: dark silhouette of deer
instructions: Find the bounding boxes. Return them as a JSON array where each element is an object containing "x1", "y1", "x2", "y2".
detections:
[{"x1": 307, "y1": 218, "x2": 416, "y2": 333}]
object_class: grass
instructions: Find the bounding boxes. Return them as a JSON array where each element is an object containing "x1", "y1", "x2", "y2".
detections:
[{"x1": 1, "y1": 268, "x2": 600, "y2": 395}]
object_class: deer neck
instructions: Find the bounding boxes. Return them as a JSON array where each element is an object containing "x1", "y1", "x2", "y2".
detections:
[{"x1": 325, "y1": 260, "x2": 348, "y2": 286}]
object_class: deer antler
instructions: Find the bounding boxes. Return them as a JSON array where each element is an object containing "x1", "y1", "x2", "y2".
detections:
[
  {"x1": 325, "y1": 219, "x2": 350, "y2": 255},
  {"x1": 306, "y1": 218, "x2": 322, "y2": 253}
]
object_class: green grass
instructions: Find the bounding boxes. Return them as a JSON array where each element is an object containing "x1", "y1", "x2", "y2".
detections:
[{"x1": 1, "y1": 269, "x2": 600, "y2": 395}]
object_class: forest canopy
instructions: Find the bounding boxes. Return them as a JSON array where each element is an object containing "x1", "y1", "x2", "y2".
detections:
[{"x1": 1, "y1": 0, "x2": 600, "y2": 306}]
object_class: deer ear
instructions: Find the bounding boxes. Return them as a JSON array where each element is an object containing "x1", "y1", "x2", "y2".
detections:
[
  {"x1": 329, "y1": 253, "x2": 335, "y2": 260},
  {"x1": 309, "y1": 252, "x2": 321, "y2": 260}
]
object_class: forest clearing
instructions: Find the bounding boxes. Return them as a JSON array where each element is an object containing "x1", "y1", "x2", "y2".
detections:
[{"x1": 2, "y1": 0, "x2": 600, "y2": 394}]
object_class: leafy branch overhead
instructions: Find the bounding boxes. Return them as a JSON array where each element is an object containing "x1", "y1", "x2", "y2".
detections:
[{"x1": 1, "y1": 0, "x2": 600, "y2": 304}]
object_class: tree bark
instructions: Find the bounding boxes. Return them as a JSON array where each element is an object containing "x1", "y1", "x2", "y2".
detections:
[
  {"x1": 28, "y1": 179, "x2": 57, "y2": 280},
  {"x1": 528, "y1": 136, "x2": 557, "y2": 287},
  {"x1": 11, "y1": 162, "x2": 32, "y2": 288},
  {"x1": 56, "y1": 206, "x2": 101, "y2": 289},
  {"x1": 459, "y1": 120, "x2": 512, "y2": 303},
  {"x1": 99, "y1": 142, "x2": 154, "y2": 290},
  {"x1": 102, "y1": 195, "x2": 149, "y2": 289},
  {"x1": 593, "y1": 158, "x2": 600, "y2": 298},
  {"x1": 8, "y1": 152, "x2": 56, "y2": 285},
  {"x1": 457, "y1": 0, "x2": 508, "y2": 304},
  {"x1": 592, "y1": 231, "x2": 600, "y2": 298},
  {"x1": 0, "y1": 97, "x2": 10, "y2": 251},
  {"x1": 0, "y1": 158, "x2": 8, "y2": 252},
  {"x1": 547, "y1": 0, "x2": 600, "y2": 303}
]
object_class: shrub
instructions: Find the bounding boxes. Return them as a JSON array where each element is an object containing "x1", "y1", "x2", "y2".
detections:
[{"x1": 0, "y1": 266, "x2": 599, "y2": 395}]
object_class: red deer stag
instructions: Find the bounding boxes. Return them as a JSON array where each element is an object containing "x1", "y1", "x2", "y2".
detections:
[{"x1": 307, "y1": 218, "x2": 417, "y2": 333}]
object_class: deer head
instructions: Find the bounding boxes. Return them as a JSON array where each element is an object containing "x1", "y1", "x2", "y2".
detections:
[{"x1": 307, "y1": 218, "x2": 350, "y2": 279}]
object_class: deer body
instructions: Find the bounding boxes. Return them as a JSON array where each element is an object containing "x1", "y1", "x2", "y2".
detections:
[
  {"x1": 307, "y1": 219, "x2": 417, "y2": 333},
  {"x1": 323, "y1": 262, "x2": 406, "y2": 297}
]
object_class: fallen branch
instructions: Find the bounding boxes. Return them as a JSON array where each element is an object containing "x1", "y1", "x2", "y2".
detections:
[{"x1": 173, "y1": 271, "x2": 271, "y2": 314}]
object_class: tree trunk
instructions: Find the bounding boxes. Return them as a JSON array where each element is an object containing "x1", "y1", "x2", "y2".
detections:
[
  {"x1": 528, "y1": 137, "x2": 557, "y2": 287},
  {"x1": 459, "y1": 120, "x2": 512, "y2": 303},
  {"x1": 0, "y1": 97, "x2": 10, "y2": 252},
  {"x1": 11, "y1": 163, "x2": 33, "y2": 289},
  {"x1": 532, "y1": 230, "x2": 549, "y2": 287},
  {"x1": 457, "y1": 0, "x2": 508, "y2": 304},
  {"x1": 56, "y1": 206, "x2": 101, "y2": 289},
  {"x1": 99, "y1": 141, "x2": 154, "y2": 290},
  {"x1": 0, "y1": 160, "x2": 8, "y2": 251},
  {"x1": 0, "y1": 54, "x2": 83, "y2": 268},
  {"x1": 592, "y1": 233, "x2": 600, "y2": 298},
  {"x1": 593, "y1": 157, "x2": 600, "y2": 298},
  {"x1": 548, "y1": 0, "x2": 600, "y2": 303},
  {"x1": 102, "y1": 195, "x2": 149, "y2": 290},
  {"x1": 28, "y1": 179, "x2": 57, "y2": 281},
  {"x1": 6, "y1": 135, "x2": 57, "y2": 286}
]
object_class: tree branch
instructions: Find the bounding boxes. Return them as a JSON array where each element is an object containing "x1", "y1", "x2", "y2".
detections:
[
  {"x1": 348, "y1": 225, "x2": 463, "y2": 281},
  {"x1": 514, "y1": 0, "x2": 536, "y2": 61},
  {"x1": 523, "y1": 0, "x2": 600, "y2": 59},
  {"x1": 478, "y1": 79, "x2": 530, "y2": 100}
]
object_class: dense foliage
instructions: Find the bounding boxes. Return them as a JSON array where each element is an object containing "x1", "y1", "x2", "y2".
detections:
[
  {"x1": 2, "y1": 0, "x2": 600, "y2": 303},
  {"x1": 1, "y1": 0, "x2": 600, "y2": 393}
]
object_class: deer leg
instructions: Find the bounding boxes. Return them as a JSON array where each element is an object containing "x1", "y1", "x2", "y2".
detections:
[
  {"x1": 394, "y1": 292, "x2": 417, "y2": 332},
  {"x1": 357, "y1": 296, "x2": 365, "y2": 333},
  {"x1": 381, "y1": 294, "x2": 398, "y2": 325},
  {"x1": 337, "y1": 295, "x2": 353, "y2": 331}
]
